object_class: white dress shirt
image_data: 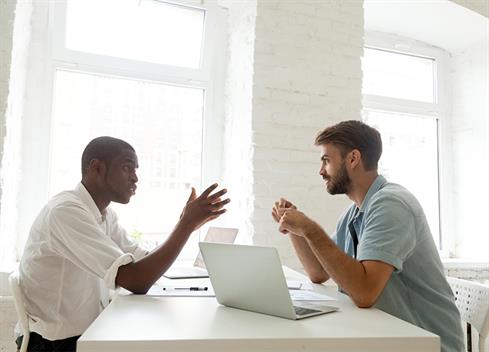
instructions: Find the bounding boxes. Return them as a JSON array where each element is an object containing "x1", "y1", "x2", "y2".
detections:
[{"x1": 19, "y1": 183, "x2": 147, "y2": 340}]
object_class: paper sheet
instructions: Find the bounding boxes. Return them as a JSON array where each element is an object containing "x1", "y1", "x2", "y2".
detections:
[{"x1": 290, "y1": 290, "x2": 336, "y2": 301}]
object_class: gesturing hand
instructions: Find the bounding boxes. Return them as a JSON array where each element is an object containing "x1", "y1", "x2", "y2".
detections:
[
  {"x1": 179, "y1": 183, "x2": 230, "y2": 231},
  {"x1": 271, "y1": 198, "x2": 297, "y2": 234}
]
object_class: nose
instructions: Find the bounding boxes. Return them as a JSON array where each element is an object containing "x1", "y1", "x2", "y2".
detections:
[
  {"x1": 319, "y1": 165, "x2": 326, "y2": 177},
  {"x1": 130, "y1": 171, "x2": 138, "y2": 183}
]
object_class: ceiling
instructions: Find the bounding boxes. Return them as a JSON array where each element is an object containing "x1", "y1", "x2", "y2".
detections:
[{"x1": 364, "y1": 0, "x2": 489, "y2": 52}]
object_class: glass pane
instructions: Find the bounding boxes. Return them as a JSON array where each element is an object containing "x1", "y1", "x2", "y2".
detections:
[
  {"x1": 362, "y1": 47, "x2": 435, "y2": 103},
  {"x1": 65, "y1": 0, "x2": 205, "y2": 68},
  {"x1": 50, "y1": 69, "x2": 204, "y2": 247},
  {"x1": 363, "y1": 110, "x2": 440, "y2": 248}
]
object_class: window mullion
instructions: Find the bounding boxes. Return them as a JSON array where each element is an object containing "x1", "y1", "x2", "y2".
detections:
[{"x1": 363, "y1": 94, "x2": 440, "y2": 117}]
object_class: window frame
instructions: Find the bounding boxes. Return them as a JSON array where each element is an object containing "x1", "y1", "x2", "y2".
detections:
[
  {"x1": 363, "y1": 31, "x2": 452, "y2": 257},
  {"x1": 14, "y1": 0, "x2": 227, "y2": 260}
]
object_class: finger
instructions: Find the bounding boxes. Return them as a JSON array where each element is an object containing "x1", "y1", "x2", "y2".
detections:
[
  {"x1": 277, "y1": 207, "x2": 290, "y2": 218},
  {"x1": 272, "y1": 201, "x2": 279, "y2": 212},
  {"x1": 202, "y1": 209, "x2": 227, "y2": 223},
  {"x1": 207, "y1": 188, "x2": 227, "y2": 202},
  {"x1": 209, "y1": 209, "x2": 227, "y2": 218},
  {"x1": 271, "y1": 209, "x2": 280, "y2": 223},
  {"x1": 279, "y1": 223, "x2": 288, "y2": 233},
  {"x1": 279, "y1": 198, "x2": 287, "y2": 207},
  {"x1": 199, "y1": 183, "x2": 219, "y2": 199},
  {"x1": 186, "y1": 187, "x2": 197, "y2": 203},
  {"x1": 209, "y1": 198, "x2": 230, "y2": 210}
]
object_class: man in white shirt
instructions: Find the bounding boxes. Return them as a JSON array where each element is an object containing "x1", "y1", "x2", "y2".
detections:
[{"x1": 16, "y1": 136, "x2": 230, "y2": 351}]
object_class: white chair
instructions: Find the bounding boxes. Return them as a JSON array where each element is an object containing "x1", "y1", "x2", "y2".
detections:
[
  {"x1": 447, "y1": 276, "x2": 489, "y2": 352},
  {"x1": 8, "y1": 270, "x2": 30, "y2": 352}
]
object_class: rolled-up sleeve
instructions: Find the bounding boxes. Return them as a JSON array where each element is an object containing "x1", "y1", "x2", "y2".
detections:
[{"x1": 48, "y1": 203, "x2": 136, "y2": 289}]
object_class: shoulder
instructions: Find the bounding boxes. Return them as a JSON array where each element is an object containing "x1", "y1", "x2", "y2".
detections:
[
  {"x1": 46, "y1": 190, "x2": 90, "y2": 220},
  {"x1": 367, "y1": 182, "x2": 421, "y2": 218}
]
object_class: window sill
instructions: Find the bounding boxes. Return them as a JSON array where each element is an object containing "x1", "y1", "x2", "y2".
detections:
[{"x1": 442, "y1": 258, "x2": 489, "y2": 269}]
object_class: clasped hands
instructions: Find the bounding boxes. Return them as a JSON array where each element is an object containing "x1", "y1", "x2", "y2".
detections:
[{"x1": 271, "y1": 198, "x2": 317, "y2": 238}]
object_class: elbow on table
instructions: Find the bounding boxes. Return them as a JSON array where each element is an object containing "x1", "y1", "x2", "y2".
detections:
[
  {"x1": 351, "y1": 293, "x2": 379, "y2": 308},
  {"x1": 116, "y1": 265, "x2": 152, "y2": 295},
  {"x1": 129, "y1": 286, "x2": 150, "y2": 295},
  {"x1": 309, "y1": 272, "x2": 329, "y2": 284}
]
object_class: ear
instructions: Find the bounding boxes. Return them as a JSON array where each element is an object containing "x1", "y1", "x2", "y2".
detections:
[
  {"x1": 348, "y1": 149, "x2": 362, "y2": 169},
  {"x1": 87, "y1": 158, "x2": 106, "y2": 177}
]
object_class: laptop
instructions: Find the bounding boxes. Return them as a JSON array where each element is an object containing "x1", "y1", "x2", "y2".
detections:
[
  {"x1": 199, "y1": 242, "x2": 339, "y2": 320},
  {"x1": 164, "y1": 227, "x2": 239, "y2": 279}
]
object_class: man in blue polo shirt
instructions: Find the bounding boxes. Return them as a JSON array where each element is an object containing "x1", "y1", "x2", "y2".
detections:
[{"x1": 271, "y1": 120, "x2": 464, "y2": 352}]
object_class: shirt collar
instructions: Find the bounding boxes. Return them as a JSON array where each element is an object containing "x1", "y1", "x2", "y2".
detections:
[
  {"x1": 358, "y1": 175, "x2": 387, "y2": 214},
  {"x1": 74, "y1": 182, "x2": 106, "y2": 223}
]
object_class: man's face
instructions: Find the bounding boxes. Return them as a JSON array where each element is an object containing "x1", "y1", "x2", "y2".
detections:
[
  {"x1": 319, "y1": 144, "x2": 352, "y2": 195},
  {"x1": 103, "y1": 149, "x2": 139, "y2": 204}
]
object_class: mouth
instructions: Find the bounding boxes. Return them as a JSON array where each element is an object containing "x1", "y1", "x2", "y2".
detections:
[{"x1": 128, "y1": 185, "x2": 137, "y2": 195}]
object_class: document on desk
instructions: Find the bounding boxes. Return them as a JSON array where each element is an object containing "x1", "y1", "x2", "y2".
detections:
[
  {"x1": 147, "y1": 285, "x2": 216, "y2": 297},
  {"x1": 286, "y1": 280, "x2": 313, "y2": 290},
  {"x1": 289, "y1": 290, "x2": 336, "y2": 301}
]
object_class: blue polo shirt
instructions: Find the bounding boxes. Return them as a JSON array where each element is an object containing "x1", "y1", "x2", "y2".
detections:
[{"x1": 333, "y1": 175, "x2": 464, "y2": 352}]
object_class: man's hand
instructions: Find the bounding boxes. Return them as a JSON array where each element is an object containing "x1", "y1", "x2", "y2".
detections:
[
  {"x1": 271, "y1": 198, "x2": 296, "y2": 234},
  {"x1": 179, "y1": 183, "x2": 230, "y2": 231},
  {"x1": 278, "y1": 209, "x2": 318, "y2": 237}
]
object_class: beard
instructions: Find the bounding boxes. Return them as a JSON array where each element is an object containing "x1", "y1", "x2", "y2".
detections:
[{"x1": 324, "y1": 161, "x2": 351, "y2": 195}]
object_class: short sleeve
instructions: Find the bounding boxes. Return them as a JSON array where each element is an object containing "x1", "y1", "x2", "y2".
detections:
[
  {"x1": 357, "y1": 194, "x2": 416, "y2": 273},
  {"x1": 48, "y1": 203, "x2": 135, "y2": 289}
]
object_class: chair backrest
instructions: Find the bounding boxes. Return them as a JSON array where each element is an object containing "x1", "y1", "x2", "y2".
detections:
[
  {"x1": 447, "y1": 276, "x2": 489, "y2": 352},
  {"x1": 8, "y1": 270, "x2": 30, "y2": 352}
]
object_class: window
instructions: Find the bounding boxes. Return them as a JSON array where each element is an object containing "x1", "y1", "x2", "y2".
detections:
[
  {"x1": 362, "y1": 36, "x2": 448, "y2": 251},
  {"x1": 14, "y1": 0, "x2": 226, "y2": 258}
]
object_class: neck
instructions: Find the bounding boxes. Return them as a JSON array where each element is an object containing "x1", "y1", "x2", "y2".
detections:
[
  {"x1": 346, "y1": 171, "x2": 378, "y2": 208},
  {"x1": 81, "y1": 179, "x2": 110, "y2": 212}
]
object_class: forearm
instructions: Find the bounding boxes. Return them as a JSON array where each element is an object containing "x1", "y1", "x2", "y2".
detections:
[
  {"x1": 116, "y1": 220, "x2": 194, "y2": 294},
  {"x1": 289, "y1": 235, "x2": 330, "y2": 283},
  {"x1": 304, "y1": 226, "x2": 379, "y2": 307}
]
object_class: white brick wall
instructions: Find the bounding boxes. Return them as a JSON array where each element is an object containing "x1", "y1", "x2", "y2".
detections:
[
  {"x1": 450, "y1": 37, "x2": 489, "y2": 260},
  {"x1": 221, "y1": 0, "x2": 257, "y2": 244},
  {"x1": 0, "y1": 0, "x2": 17, "y2": 216},
  {"x1": 250, "y1": 0, "x2": 363, "y2": 269}
]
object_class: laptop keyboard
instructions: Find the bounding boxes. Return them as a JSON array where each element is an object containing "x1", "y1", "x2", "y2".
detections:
[{"x1": 294, "y1": 306, "x2": 321, "y2": 316}]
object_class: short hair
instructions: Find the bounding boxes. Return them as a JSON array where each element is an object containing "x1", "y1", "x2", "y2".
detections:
[
  {"x1": 314, "y1": 120, "x2": 382, "y2": 171},
  {"x1": 81, "y1": 136, "x2": 135, "y2": 177}
]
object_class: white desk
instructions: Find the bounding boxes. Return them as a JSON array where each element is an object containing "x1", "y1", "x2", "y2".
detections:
[{"x1": 77, "y1": 269, "x2": 439, "y2": 352}]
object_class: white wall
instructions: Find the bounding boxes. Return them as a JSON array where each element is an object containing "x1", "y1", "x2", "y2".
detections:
[
  {"x1": 450, "y1": 37, "x2": 489, "y2": 260},
  {"x1": 0, "y1": 0, "x2": 33, "y2": 268},
  {"x1": 222, "y1": 1, "x2": 363, "y2": 269},
  {"x1": 0, "y1": 0, "x2": 16, "y2": 220},
  {"x1": 220, "y1": 0, "x2": 257, "y2": 245}
]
